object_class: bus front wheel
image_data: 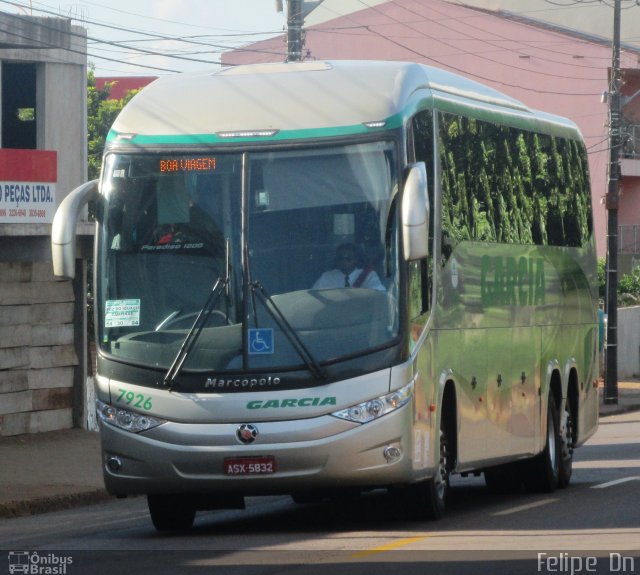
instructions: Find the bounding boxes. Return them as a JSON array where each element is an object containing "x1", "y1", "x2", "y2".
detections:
[{"x1": 402, "y1": 421, "x2": 450, "y2": 520}]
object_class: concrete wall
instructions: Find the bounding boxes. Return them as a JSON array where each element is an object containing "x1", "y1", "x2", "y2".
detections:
[
  {"x1": 0, "y1": 262, "x2": 77, "y2": 435},
  {"x1": 619, "y1": 306, "x2": 640, "y2": 378},
  {"x1": 39, "y1": 61, "x2": 88, "y2": 198}
]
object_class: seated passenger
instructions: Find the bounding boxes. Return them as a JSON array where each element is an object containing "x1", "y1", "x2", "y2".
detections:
[{"x1": 313, "y1": 242, "x2": 385, "y2": 291}]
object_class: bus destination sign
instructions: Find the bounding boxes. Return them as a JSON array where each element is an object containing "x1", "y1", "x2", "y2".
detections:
[{"x1": 159, "y1": 157, "x2": 217, "y2": 173}]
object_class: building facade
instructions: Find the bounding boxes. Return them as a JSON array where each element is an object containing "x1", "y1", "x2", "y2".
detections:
[
  {"x1": 620, "y1": 70, "x2": 640, "y2": 271},
  {"x1": 0, "y1": 13, "x2": 91, "y2": 436}
]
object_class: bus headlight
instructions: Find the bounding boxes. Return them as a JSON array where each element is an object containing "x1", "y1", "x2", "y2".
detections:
[
  {"x1": 96, "y1": 400, "x2": 166, "y2": 433},
  {"x1": 331, "y1": 381, "x2": 413, "y2": 424}
]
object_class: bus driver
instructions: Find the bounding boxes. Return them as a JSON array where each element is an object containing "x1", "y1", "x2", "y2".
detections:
[{"x1": 313, "y1": 242, "x2": 385, "y2": 291}]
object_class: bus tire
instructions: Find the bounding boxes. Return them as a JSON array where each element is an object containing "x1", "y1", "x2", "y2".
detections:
[
  {"x1": 147, "y1": 494, "x2": 196, "y2": 531},
  {"x1": 558, "y1": 398, "x2": 574, "y2": 488},
  {"x1": 403, "y1": 422, "x2": 450, "y2": 520},
  {"x1": 523, "y1": 394, "x2": 560, "y2": 493}
]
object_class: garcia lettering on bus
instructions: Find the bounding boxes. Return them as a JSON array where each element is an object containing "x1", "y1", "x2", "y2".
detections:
[
  {"x1": 247, "y1": 397, "x2": 337, "y2": 409},
  {"x1": 480, "y1": 255, "x2": 545, "y2": 306}
]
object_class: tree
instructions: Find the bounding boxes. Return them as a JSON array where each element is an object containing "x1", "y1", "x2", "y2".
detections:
[
  {"x1": 87, "y1": 66, "x2": 139, "y2": 180},
  {"x1": 598, "y1": 257, "x2": 640, "y2": 306}
]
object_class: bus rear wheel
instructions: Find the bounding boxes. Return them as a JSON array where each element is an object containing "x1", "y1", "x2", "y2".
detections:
[
  {"x1": 558, "y1": 399, "x2": 574, "y2": 488},
  {"x1": 523, "y1": 394, "x2": 560, "y2": 493},
  {"x1": 147, "y1": 494, "x2": 196, "y2": 532}
]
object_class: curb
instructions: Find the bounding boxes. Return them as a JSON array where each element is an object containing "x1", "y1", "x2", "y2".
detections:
[
  {"x1": 600, "y1": 404, "x2": 640, "y2": 417},
  {"x1": 0, "y1": 489, "x2": 113, "y2": 519}
]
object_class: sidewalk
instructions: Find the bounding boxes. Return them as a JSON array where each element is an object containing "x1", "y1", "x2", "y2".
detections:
[
  {"x1": 1, "y1": 381, "x2": 639, "y2": 519},
  {"x1": 598, "y1": 379, "x2": 640, "y2": 416},
  {"x1": 0, "y1": 429, "x2": 109, "y2": 519}
]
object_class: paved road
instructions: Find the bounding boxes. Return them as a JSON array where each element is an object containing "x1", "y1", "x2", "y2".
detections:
[{"x1": 1, "y1": 411, "x2": 639, "y2": 575}]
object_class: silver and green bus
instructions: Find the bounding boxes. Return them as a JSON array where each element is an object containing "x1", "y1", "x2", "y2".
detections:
[{"x1": 52, "y1": 61, "x2": 599, "y2": 530}]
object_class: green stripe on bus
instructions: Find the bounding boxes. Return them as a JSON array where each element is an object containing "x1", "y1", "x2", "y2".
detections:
[{"x1": 106, "y1": 114, "x2": 405, "y2": 146}]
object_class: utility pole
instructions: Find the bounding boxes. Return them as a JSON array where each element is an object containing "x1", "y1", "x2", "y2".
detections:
[
  {"x1": 286, "y1": 0, "x2": 304, "y2": 62},
  {"x1": 277, "y1": 1, "x2": 322, "y2": 62},
  {"x1": 604, "y1": 0, "x2": 621, "y2": 404}
]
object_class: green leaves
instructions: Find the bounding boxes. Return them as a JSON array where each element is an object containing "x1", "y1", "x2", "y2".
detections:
[
  {"x1": 597, "y1": 258, "x2": 640, "y2": 306},
  {"x1": 87, "y1": 66, "x2": 139, "y2": 180}
]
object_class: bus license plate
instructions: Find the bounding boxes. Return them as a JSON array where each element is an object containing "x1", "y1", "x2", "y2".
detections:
[{"x1": 224, "y1": 456, "x2": 276, "y2": 475}]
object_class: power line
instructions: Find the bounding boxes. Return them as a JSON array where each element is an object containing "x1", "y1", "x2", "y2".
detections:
[
  {"x1": 15, "y1": 0, "x2": 283, "y2": 41},
  {"x1": 0, "y1": 2, "x2": 234, "y2": 64},
  {"x1": 353, "y1": 0, "x2": 618, "y2": 76},
  {"x1": 422, "y1": 1, "x2": 617, "y2": 70},
  {"x1": 0, "y1": 1, "x2": 288, "y2": 73},
  {"x1": 356, "y1": 0, "x2": 639, "y2": 61},
  {"x1": 313, "y1": 1, "x2": 603, "y2": 96},
  {"x1": 0, "y1": 16, "x2": 181, "y2": 72}
]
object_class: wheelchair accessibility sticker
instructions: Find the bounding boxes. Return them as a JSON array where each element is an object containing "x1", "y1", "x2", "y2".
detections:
[{"x1": 248, "y1": 328, "x2": 274, "y2": 355}]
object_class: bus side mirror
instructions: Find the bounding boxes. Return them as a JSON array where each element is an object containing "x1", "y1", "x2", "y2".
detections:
[
  {"x1": 401, "y1": 163, "x2": 429, "y2": 261},
  {"x1": 51, "y1": 179, "x2": 99, "y2": 279}
]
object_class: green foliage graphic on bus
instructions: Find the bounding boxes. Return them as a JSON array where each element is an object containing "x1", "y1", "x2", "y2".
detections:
[{"x1": 438, "y1": 113, "x2": 592, "y2": 251}]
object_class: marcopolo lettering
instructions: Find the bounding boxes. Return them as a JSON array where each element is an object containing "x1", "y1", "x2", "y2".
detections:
[
  {"x1": 480, "y1": 255, "x2": 545, "y2": 306},
  {"x1": 247, "y1": 397, "x2": 337, "y2": 409},
  {"x1": 204, "y1": 376, "x2": 281, "y2": 389}
]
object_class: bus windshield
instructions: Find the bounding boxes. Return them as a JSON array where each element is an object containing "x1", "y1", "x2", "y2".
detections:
[{"x1": 97, "y1": 141, "x2": 400, "y2": 373}]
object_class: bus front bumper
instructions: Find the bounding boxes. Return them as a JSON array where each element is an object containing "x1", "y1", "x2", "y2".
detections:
[{"x1": 99, "y1": 404, "x2": 431, "y2": 497}]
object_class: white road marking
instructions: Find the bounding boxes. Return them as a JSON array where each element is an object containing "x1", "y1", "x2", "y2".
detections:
[
  {"x1": 492, "y1": 498, "x2": 557, "y2": 516},
  {"x1": 591, "y1": 476, "x2": 640, "y2": 489}
]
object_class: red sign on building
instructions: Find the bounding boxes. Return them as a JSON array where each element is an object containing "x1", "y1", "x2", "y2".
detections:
[{"x1": 0, "y1": 149, "x2": 57, "y2": 223}]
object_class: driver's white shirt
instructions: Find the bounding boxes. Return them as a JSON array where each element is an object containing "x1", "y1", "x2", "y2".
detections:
[{"x1": 312, "y1": 268, "x2": 385, "y2": 291}]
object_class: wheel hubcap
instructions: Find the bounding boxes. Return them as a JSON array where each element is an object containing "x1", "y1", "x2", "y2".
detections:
[
  {"x1": 560, "y1": 407, "x2": 573, "y2": 462},
  {"x1": 548, "y1": 410, "x2": 558, "y2": 474},
  {"x1": 436, "y1": 430, "x2": 449, "y2": 500}
]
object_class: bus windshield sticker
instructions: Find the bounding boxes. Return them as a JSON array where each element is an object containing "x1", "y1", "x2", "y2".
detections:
[
  {"x1": 105, "y1": 299, "x2": 141, "y2": 328},
  {"x1": 248, "y1": 328, "x2": 274, "y2": 355}
]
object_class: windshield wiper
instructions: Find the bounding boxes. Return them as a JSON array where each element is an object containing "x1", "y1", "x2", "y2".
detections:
[
  {"x1": 162, "y1": 276, "x2": 228, "y2": 390},
  {"x1": 163, "y1": 240, "x2": 232, "y2": 390},
  {"x1": 249, "y1": 281, "x2": 328, "y2": 381}
]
